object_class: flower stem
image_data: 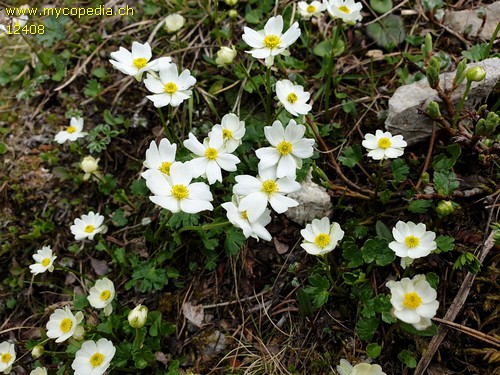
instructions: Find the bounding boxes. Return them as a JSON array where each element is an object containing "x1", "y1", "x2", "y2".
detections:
[
  {"x1": 265, "y1": 67, "x2": 272, "y2": 123},
  {"x1": 324, "y1": 21, "x2": 341, "y2": 121},
  {"x1": 453, "y1": 80, "x2": 472, "y2": 128},
  {"x1": 157, "y1": 107, "x2": 173, "y2": 141}
]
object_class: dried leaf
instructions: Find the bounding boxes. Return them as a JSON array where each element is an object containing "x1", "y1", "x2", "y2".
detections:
[{"x1": 182, "y1": 301, "x2": 204, "y2": 328}]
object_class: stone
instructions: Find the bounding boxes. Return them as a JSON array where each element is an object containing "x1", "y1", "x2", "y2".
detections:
[
  {"x1": 385, "y1": 57, "x2": 500, "y2": 145},
  {"x1": 444, "y1": 2, "x2": 500, "y2": 40},
  {"x1": 285, "y1": 171, "x2": 333, "y2": 225}
]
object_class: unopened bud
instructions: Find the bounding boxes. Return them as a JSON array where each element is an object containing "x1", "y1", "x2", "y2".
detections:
[
  {"x1": 224, "y1": 0, "x2": 238, "y2": 5},
  {"x1": 426, "y1": 57, "x2": 441, "y2": 89},
  {"x1": 426, "y1": 101, "x2": 441, "y2": 119},
  {"x1": 436, "y1": 200, "x2": 455, "y2": 217},
  {"x1": 215, "y1": 46, "x2": 237, "y2": 66},
  {"x1": 465, "y1": 66, "x2": 486, "y2": 82},
  {"x1": 31, "y1": 345, "x2": 44, "y2": 359},
  {"x1": 228, "y1": 9, "x2": 238, "y2": 19},
  {"x1": 164, "y1": 14, "x2": 185, "y2": 33},
  {"x1": 72, "y1": 325, "x2": 85, "y2": 341},
  {"x1": 128, "y1": 304, "x2": 148, "y2": 328},
  {"x1": 421, "y1": 172, "x2": 430, "y2": 185}
]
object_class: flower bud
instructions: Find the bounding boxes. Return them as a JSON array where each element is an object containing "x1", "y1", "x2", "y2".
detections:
[
  {"x1": 215, "y1": 46, "x2": 237, "y2": 66},
  {"x1": 31, "y1": 345, "x2": 44, "y2": 359},
  {"x1": 465, "y1": 66, "x2": 486, "y2": 82},
  {"x1": 426, "y1": 101, "x2": 441, "y2": 119},
  {"x1": 228, "y1": 9, "x2": 238, "y2": 19},
  {"x1": 426, "y1": 56, "x2": 441, "y2": 89},
  {"x1": 224, "y1": 0, "x2": 238, "y2": 5},
  {"x1": 128, "y1": 304, "x2": 148, "y2": 328},
  {"x1": 164, "y1": 14, "x2": 185, "y2": 33},
  {"x1": 80, "y1": 156, "x2": 99, "y2": 173},
  {"x1": 72, "y1": 325, "x2": 85, "y2": 341},
  {"x1": 436, "y1": 200, "x2": 455, "y2": 217},
  {"x1": 421, "y1": 172, "x2": 430, "y2": 185}
]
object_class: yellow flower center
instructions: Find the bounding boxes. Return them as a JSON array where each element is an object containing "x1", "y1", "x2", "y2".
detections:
[
  {"x1": 159, "y1": 161, "x2": 172, "y2": 175},
  {"x1": 89, "y1": 352, "x2": 105, "y2": 367},
  {"x1": 263, "y1": 34, "x2": 281, "y2": 49},
  {"x1": 261, "y1": 179, "x2": 278, "y2": 195},
  {"x1": 287, "y1": 92, "x2": 298, "y2": 104},
  {"x1": 84, "y1": 225, "x2": 95, "y2": 233},
  {"x1": 277, "y1": 141, "x2": 293, "y2": 156},
  {"x1": 205, "y1": 147, "x2": 218, "y2": 160},
  {"x1": 314, "y1": 233, "x2": 331, "y2": 249},
  {"x1": 100, "y1": 290, "x2": 111, "y2": 301},
  {"x1": 240, "y1": 211, "x2": 248, "y2": 220},
  {"x1": 222, "y1": 129, "x2": 233, "y2": 139},
  {"x1": 171, "y1": 184, "x2": 189, "y2": 200},
  {"x1": 132, "y1": 57, "x2": 148, "y2": 69},
  {"x1": 402, "y1": 292, "x2": 422, "y2": 309},
  {"x1": 67, "y1": 126, "x2": 76, "y2": 133},
  {"x1": 338, "y1": 5, "x2": 351, "y2": 14},
  {"x1": 60, "y1": 317, "x2": 73, "y2": 333},
  {"x1": 164, "y1": 82, "x2": 178, "y2": 94},
  {"x1": 1, "y1": 353, "x2": 11, "y2": 363},
  {"x1": 404, "y1": 235, "x2": 420, "y2": 249},
  {"x1": 307, "y1": 5, "x2": 316, "y2": 13},
  {"x1": 377, "y1": 137, "x2": 392, "y2": 149},
  {"x1": 41, "y1": 258, "x2": 51, "y2": 267}
]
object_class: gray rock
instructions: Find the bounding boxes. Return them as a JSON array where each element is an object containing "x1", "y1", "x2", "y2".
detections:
[
  {"x1": 285, "y1": 171, "x2": 333, "y2": 225},
  {"x1": 444, "y1": 2, "x2": 500, "y2": 40},
  {"x1": 385, "y1": 57, "x2": 500, "y2": 145}
]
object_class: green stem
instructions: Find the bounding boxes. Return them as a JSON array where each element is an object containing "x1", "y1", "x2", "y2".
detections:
[
  {"x1": 485, "y1": 21, "x2": 500, "y2": 57},
  {"x1": 55, "y1": 265, "x2": 93, "y2": 281},
  {"x1": 20, "y1": 33, "x2": 50, "y2": 70},
  {"x1": 321, "y1": 254, "x2": 335, "y2": 287},
  {"x1": 265, "y1": 67, "x2": 272, "y2": 123},
  {"x1": 157, "y1": 107, "x2": 173, "y2": 141},
  {"x1": 179, "y1": 220, "x2": 230, "y2": 234},
  {"x1": 453, "y1": 80, "x2": 472, "y2": 128},
  {"x1": 324, "y1": 21, "x2": 341, "y2": 121},
  {"x1": 236, "y1": 61, "x2": 267, "y2": 115}
]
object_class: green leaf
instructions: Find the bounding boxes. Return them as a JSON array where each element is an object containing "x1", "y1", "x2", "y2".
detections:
[
  {"x1": 313, "y1": 36, "x2": 345, "y2": 57},
  {"x1": 339, "y1": 145, "x2": 362, "y2": 168},
  {"x1": 391, "y1": 158, "x2": 409, "y2": 183},
  {"x1": 366, "y1": 343, "x2": 382, "y2": 359},
  {"x1": 435, "y1": 235, "x2": 454, "y2": 253},
  {"x1": 425, "y1": 272, "x2": 440, "y2": 290},
  {"x1": 379, "y1": 189, "x2": 391, "y2": 204},
  {"x1": 366, "y1": 14, "x2": 406, "y2": 51},
  {"x1": 400, "y1": 322, "x2": 438, "y2": 336},
  {"x1": 361, "y1": 237, "x2": 395, "y2": 266},
  {"x1": 0, "y1": 142, "x2": 7, "y2": 154},
  {"x1": 111, "y1": 209, "x2": 128, "y2": 227},
  {"x1": 342, "y1": 239, "x2": 363, "y2": 268},
  {"x1": 74, "y1": 294, "x2": 89, "y2": 310},
  {"x1": 422, "y1": 0, "x2": 444, "y2": 11},
  {"x1": 461, "y1": 43, "x2": 489, "y2": 62},
  {"x1": 84, "y1": 79, "x2": 102, "y2": 98},
  {"x1": 408, "y1": 200, "x2": 432, "y2": 213},
  {"x1": 167, "y1": 212, "x2": 199, "y2": 229},
  {"x1": 35, "y1": 16, "x2": 68, "y2": 47},
  {"x1": 356, "y1": 316, "x2": 379, "y2": 341},
  {"x1": 370, "y1": 0, "x2": 393, "y2": 14},
  {"x1": 130, "y1": 179, "x2": 149, "y2": 196},
  {"x1": 453, "y1": 253, "x2": 481, "y2": 274},
  {"x1": 398, "y1": 350, "x2": 417, "y2": 368},
  {"x1": 309, "y1": 274, "x2": 330, "y2": 289},
  {"x1": 434, "y1": 171, "x2": 460, "y2": 195},
  {"x1": 375, "y1": 221, "x2": 393, "y2": 242},
  {"x1": 225, "y1": 227, "x2": 246, "y2": 256},
  {"x1": 297, "y1": 289, "x2": 314, "y2": 318}
]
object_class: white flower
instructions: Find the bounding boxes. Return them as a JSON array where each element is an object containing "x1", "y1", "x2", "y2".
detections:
[
  {"x1": 29, "y1": 245, "x2": 56, "y2": 275},
  {"x1": 324, "y1": 0, "x2": 363, "y2": 24},
  {"x1": 88, "y1": 277, "x2": 115, "y2": 316},
  {"x1": 183, "y1": 128, "x2": 240, "y2": 184},
  {"x1": 31, "y1": 345, "x2": 44, "y2": 359},
  {"x1": 80, "y1": 156, "x2": 100, "y2": 180},
  {"x1": 144, "y1": 163, "x2": 213, "y2": 213},
  {"x1": 71, "y1": 338, "x2": 116, "y2": 375},
  {"x1": 389, "y1": 221, "x2": 437, "y2": 267},
  {"x1": 215, "y1": 46, "x2": 237, "y2": 66},
  {"x1": 256, "y1": 119, "x2": 315, "y2": 179},
  {"x1": 276, "y1": 80, "x2": 312, "y2": 117},
  {"x1": 208, "y1": 113, "x2": 246, "y2": 153},
  {"x1": 109, "y1": 42, "x2": 167, "y2": 81},
  {"x1": 29, "y1": 368, "x2": 47, "y2": 375},
  {"x1": 144, "y1": 60, "x2": 196, "y2": 108},
  {"x1": 362, "y1": 130, "x2": 407, "y2": 160},
  {"x1": 55, "y1": 117, "x2": 87, "y2": 144},
  {"x1": 221, "y1": 195, "x2": 272, "y2": 241},
  {"x1": 298, "y1": 1, "x2": 326, "y2": 19},
  {"x1": 46, "y1": 306, "x2": 84, "y2": 343},
  {"x1": 337, "y1": 359, "x2": 387, "y2": 375},
  {"x1": 233, "y1": 167, "x2": 300, "y2": 222},
  {"x1": 0, "y1": 342, "x2": 15, "y2": 374},
  {"x1": 242, "y1": 15, "x2": 301, "y2": 67},
  {"x1": 128, "y1": 305, "x2": 148, "y2": 328},
  {"x1": 141, "y1": 138, "x2": 177, "y2": 179},
  {"x1": 164, "y1": 13, "x2": 185, "y2": 33},
  {"x1": 386, "y1": 274, "x2": 439, "y2": 330},
  {"x1": 300, "y1": 217, "x2": 344, "y2": 255},
  {"x1": 70, "y1": 211, "x2": 106, "y2": 241}
]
